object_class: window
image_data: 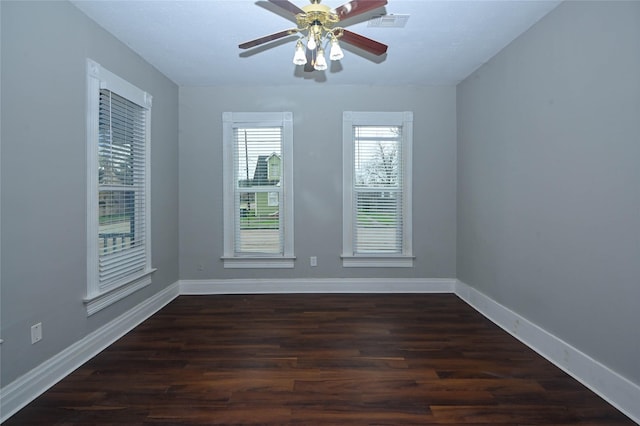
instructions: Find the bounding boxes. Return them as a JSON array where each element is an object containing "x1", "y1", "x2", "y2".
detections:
[
  {"x1": 342, "y1": 111, "x2": 414, "y2": 267},
  {"x1": 268, "y1": 192, "x2": 279, "y2": 207},
  {"x1": 222, "y1": 112, "x2": 294, "y2": 268},
  {"x1": 85, "y1": 59, "x2": 154, "y2": 315}
]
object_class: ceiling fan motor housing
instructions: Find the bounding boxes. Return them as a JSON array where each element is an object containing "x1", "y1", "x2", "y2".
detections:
[{"x1": 298, "y1": 1, "x2": 339, "y2": 29}]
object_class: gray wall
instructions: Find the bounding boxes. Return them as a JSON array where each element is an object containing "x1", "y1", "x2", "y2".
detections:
[
  {"x1": 457, "y1": 1, "x2": 640, "y2": 385},
  {"x1": 0, "y1": 1, "x2": 179, "y2": 385},
  {"x1": 179, "y1": 85, "x2": 457, "y2": 280}
]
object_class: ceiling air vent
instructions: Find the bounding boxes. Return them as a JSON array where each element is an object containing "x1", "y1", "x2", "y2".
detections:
[{"x1": 368, "y1": 14, "x2": 410, "y2": 28}]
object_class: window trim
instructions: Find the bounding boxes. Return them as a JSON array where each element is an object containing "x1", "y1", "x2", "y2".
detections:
[
  {"x1": 342, "y1": 111, "x2": 414, "y2": 268},
  {"x1": 222, "y1": 112, "x2": 295, "y2": 268},
  {"x1": 85, "y1": 59, "x2": 155, "y2": 315}
]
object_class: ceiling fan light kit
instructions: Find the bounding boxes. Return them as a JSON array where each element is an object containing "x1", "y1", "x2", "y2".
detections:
[{"x1": 239, "y1": 0, "x2": 388, "y2": 73}]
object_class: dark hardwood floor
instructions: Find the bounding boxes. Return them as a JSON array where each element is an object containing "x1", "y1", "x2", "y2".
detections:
[{"x1": 5, "y1": 294, "x2": 635, "y2": 425}]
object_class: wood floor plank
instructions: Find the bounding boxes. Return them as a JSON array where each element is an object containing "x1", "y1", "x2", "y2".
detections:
[{"x1": 4, "y1": 294, "x2": 635, "y2": 425}]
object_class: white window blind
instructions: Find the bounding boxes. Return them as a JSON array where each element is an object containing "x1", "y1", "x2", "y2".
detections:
[
  {"x1": 342, "y1": 111, "x2": 413, "y2": 268},
  {"x1": 353, "y1": 125, "x2": 403, "y2": 253},
  {"x1": 86, "y1": 58, "x2": 154, "y2": 315},
  {"x1": 98, "y1": 89, "x2": 148, "y2": 288},
  {"x1": 222, "y1": 112, "x2": 294, "y2": 268},
  {"x1": 233, "y1": 127, "x2": 283, "y2": 255}
]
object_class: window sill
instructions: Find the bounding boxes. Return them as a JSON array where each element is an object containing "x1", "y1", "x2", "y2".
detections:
[
  {"x1": 222, "y1": 256, "x2": 295, "y2": 269},
  {"x1": 341, "y1": 255, "x2": 414, "y2": 268},
  {"x1": 84, "y1": 269, "x2": 156, "y2": 316}
]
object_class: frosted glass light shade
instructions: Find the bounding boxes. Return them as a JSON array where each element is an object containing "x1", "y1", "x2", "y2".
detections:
[
  {"x1": 329, "y1": 39, "x2": 344, "y2": 61},
  {"x1": 292, "y1": 41, "x2": 307, "y2": 65},
  {"x1": 314, "y1": 48, "x2": 328, "y2": 71},
  {"x1": 307, "y1": 36, "x2": 317, "y2": 50}
]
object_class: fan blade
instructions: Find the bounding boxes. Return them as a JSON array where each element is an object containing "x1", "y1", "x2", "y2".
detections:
[
  {"x1": 338, "y1": 29, "x2": 387, "y2": 56},
  {"x1": 268, "y1": 0, "x2": 305, "y2": 16},
  {"x1": 333, "y1": 0, "x2": 387, "y2": 21},
  {"x1": 239, "y1": 29, "x2": 297, "y2": 49}
]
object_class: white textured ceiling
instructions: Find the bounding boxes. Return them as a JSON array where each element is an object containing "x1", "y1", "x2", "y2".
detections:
[{"x1": 70, "y1": 0, "x2": 562, "y2": 86}]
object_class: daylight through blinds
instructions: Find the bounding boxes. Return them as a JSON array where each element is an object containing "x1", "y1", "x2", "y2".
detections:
[
  {"x1": 98, "y1": 89, "x2": 147, "y2": 287},
  {"x1": 233, "y1": 127, "x2": 283, "y2": 254},
  {"x1": 353, "y1": 125, "x2": 403, "y2": 253}
]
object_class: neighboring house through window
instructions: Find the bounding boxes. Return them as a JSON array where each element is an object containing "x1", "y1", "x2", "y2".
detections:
[
  {"x1": 85, "y1": 59, "x2": 154, "y2": 315},
  {"x1": 342, "y1": 111, "x2": 414, "y2": 267},
  {"x1": 222, "y1": 112, "x2": 294, "y2": 268}
]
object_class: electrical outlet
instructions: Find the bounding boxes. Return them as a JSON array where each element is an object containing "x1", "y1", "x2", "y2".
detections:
[
  {"x1": 31, "y1": 323, "x2": 42, "y2": 344},
  {"x1": 310, "y1": 256, "x2": 317, "y2": 267}
]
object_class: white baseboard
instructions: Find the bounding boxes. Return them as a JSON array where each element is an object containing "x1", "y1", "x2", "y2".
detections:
[
  {"x1": 2, "y1": 278, "x2": 638, "y2": 425},
  {"x1": 179, "y1": 277, "x2": 456, "y2": 295},
  {"x1": 0, "y1": 282, "x2": 180, "y2": 424},
  {"x1": 455, "y1": 280, "x2": 640, "y2": 425}
]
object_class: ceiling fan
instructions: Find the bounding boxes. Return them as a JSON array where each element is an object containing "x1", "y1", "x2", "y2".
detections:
[{"x1": 239, "y1": 0, "x2": 388, "y2": 72}]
